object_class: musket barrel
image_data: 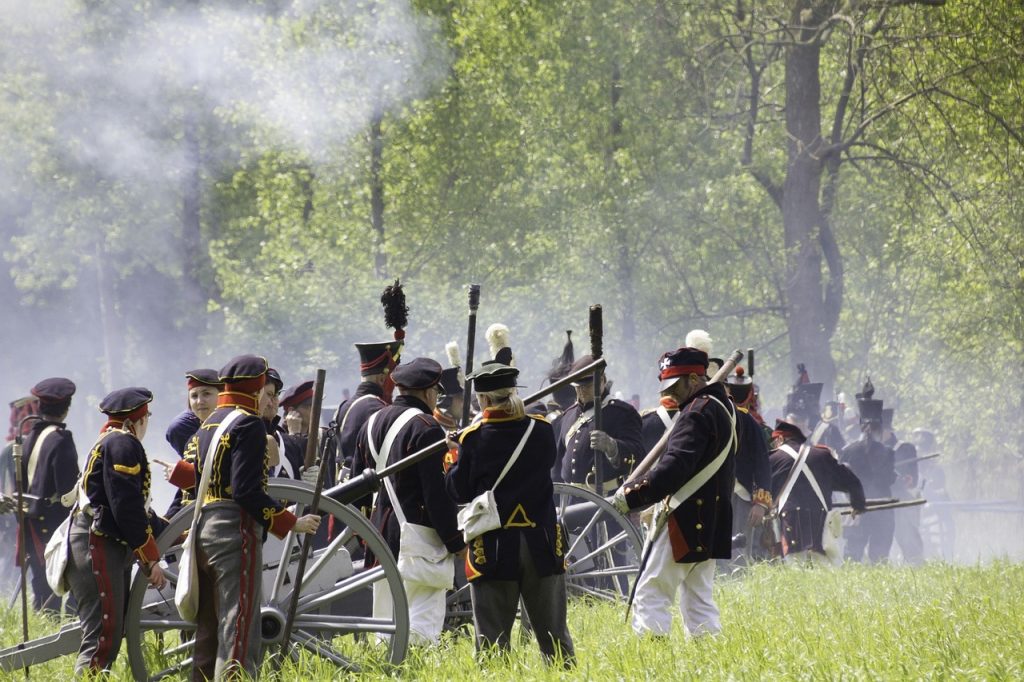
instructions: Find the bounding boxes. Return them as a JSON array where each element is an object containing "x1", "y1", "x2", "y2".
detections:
[{"x1": 325, "y1": 358, "x2": 608, "y2": 505}]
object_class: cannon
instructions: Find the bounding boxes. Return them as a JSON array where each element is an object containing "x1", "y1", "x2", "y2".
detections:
[{"x1": 0, "y1": 479, "x2": 410, "y2": 678}]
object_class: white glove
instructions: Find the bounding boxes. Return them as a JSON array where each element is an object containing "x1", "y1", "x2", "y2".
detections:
[
  {"x1": 608, "y1": 487, "x2": 630, "y2": 514},
  {"x1": 300, "y1": 464, "x2": 320, "y2": 485}
]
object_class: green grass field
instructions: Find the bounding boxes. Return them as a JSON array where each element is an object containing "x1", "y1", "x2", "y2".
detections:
[{"x1": 2, "y1": 561, "x2": 1022, "y2": 680}]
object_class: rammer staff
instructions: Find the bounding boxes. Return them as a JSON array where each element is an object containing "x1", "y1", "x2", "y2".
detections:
[
  {"x1": 278, "y1": 369, "x2": 327, "y2": 666},
  {"x1": 589, "y1": 305, "x2": 606, "y2": 496},
  {"x1": 12, "y1": 414, "x2": 42, "y2": 681},
  {"x1": 461, "y1": 284, "x2": 481, "y2": 426}
]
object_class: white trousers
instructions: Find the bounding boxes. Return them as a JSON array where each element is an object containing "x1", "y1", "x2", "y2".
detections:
[
  {"x1": 373, "y1": 577, "x2": 448, "y2": 646},
  {"x1": 632, "y1": 530, "x2": 720, "y2": 637}
]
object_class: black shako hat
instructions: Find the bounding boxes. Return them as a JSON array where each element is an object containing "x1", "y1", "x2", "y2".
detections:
[
  {"x1": 725, "y1": 366, "x2": 754, "y2": 403},
  {"x1": 882, "y1": 408, "x2": 894, "y2": 431},
  {"x1": 785, "y1": 383, "x2": 823, "y2": 419},
  {"x1": 355, "y1": 341, "x2": 403, "y2": 377},
  {"x1": 185, "y1": 369, "x2": 221, "y2": 389},
  {"x1": 219, "y1": 355, "x2": 269, "y2": 383},
  {"x1": 858, "y1": 398, "x2": 884, "y2": 425},
  {"x1": 265, "y1": 368, "x2": 284, "y2": 392},
  {"x1": 468, "y1": 363, "x2": 520, "y2": 393},
  {"x1": 280, "y1": 380, "x2": 314, "y2": 408},
  {"x1": 392, "y1": 357, "x2": 443, "y2": 390},
  {"x1": 31, "y1": 377, "x2": 76, "y2": 406},
  {"x1": 438, "y1": 367, "x2": 463, "y2": 397},
  {"x1": 99, "y1": 387, "x2": 154, "y2": 416},
  {"x1": 657, "y1": 347, "x2": 709, "y2": 391},
  {"x1": 772, "y1": 418, "x2": 805, "y2": 443}
]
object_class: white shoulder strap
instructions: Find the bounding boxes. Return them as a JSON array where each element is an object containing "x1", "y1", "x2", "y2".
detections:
[
  {"x1": 491, "y1": 419, "x2": 535, "y2": 493},
  {"x1": 367, "y1": 408, "x2": 422, "y2": 526},
  {"x1": 778, "y1": 444, "x2": 829, "y2": 511},
  {"x1": 656, "y1": 405, "x2": 675, "y2": 430},
  {"x1": 668, "y1": 395, "x2": 736, "y2": 510},
  {"x1": 274, "y1": 432, "x2": 296, "y2": 479},
  {"x1": 27, "y1": 424, "x2": 59, "y2": 487}
]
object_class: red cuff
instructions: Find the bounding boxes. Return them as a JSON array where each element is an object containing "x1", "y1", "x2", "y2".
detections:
[
  {"x1": 134, "y1": 535, "x2": 160, "y2": 564},
  {"x1": 267, "y1": 508, "x2": 298, "y2": 539},
  {"x1": 168, "y1": 460, "x2": 196, "y2": 489}
]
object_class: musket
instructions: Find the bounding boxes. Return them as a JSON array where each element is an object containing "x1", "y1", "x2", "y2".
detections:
[
  {"x1": 589, "y1": 305, "x2": 606, "y2": 496},
  {"x1": 895, "y1": 453, "x2": 941, "y2": 468},
  {"x1": 13, "y1": 414, "x2": 42, "y2": 680},
  {"x1": 832, "y1": 498, "x2": 898, "y2": 507},
  {"x1": 277, "y1": 369, "x2": 327, "y2": 668},
  {"x1": 461, "y1": 284, "x2": 481, "y2": 427},
  {"x1": 838, "y1": 498, "x2": 926, "y2": 515},
  {"x1": 325, "y1": 358, "x2": 607, "y2": 505},
  {"x1": 625, "y1": 349, "x2": 744, "y2": 485}
]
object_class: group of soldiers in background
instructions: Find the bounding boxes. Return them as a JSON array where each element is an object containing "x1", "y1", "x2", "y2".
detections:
[{"x1": 0, "y1": 292, "x2": 951, "y2": 676}]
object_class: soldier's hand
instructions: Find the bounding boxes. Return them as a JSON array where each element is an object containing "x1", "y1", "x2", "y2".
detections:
[
  {"x1": 147, "y1": 563, "x2": 167, "y2": 590},
  {"x1": 152, "y1": 459, "x2": 175, "y2": 481},
  {"x1": 608, "y1": 487, "x2": 630, "y2": 514},
  {"x1": 590, "y1": 431, "x2": 620, "y2": 464},
  {"x1": 748, "y1": 504, "x2": 767, "y2": 526},
  {"x1": 285, "y1": 410, "x2": 304, "y2": 435},
  {"x1": 300, "y1": 465, "x2": 320, "y2": 486},
  {"x1": 293, "y1": 514, "x2": 321, "y2": 535}
]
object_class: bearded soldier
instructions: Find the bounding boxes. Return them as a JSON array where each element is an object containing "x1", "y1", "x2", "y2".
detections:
[
  {"x1": 769, "y1": 419, "x2": 866, "y2": 563},
  {"x1": 611, "y1": 347, "x2": 736, "y2": 637}
]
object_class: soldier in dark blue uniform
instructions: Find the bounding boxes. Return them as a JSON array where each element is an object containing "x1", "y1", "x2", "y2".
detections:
[
  {"x1": 351, "y1": 357, "x2": 465, "y2": 646},
  {"x1": 169, "y1": 355, "x2": 320, "y2": 680},
  {"x1": 159, "y1": 369, "x2": 221, "y2": 520},
  {"x1": 165, "y1": 369, "x2": 221, "y2": 457},
  {"x1": 841, "y1": 393, "x2": 896, "y2": 562},
  {"x1": 20, "y1": 377, "x2": 79, "y2": 612},
  {"x1": 329, "y1": 340, "x2": 402, "y2": 485},
  {"x1": 640, "y1": 391, "x2": 678, "y2": 453},
  {"x1": 445, "y1": 363, "x2": 574, "y2": 664},
  {"x1": 610, "y1": 348, "x2": 736, "y2": 637},
  {"x1": 434, "y1": 366, "x2": 464, "y2": 432},
  {"x1": 67, "y1": 387, "x2": 168, "y2": 675},
  {"x1": 724, "y1": 367, "x2": 773, "y2": 545},
  {"x1": 554, "y1": 355, "x2": 643, "y2": 493},
  {"x1": 883, "y1": 408, "x2": 923, "y2": 564},
  {"x1": 260, "y1": 369, "x2": 306, "y2": 481},
  {"x1": 1, "y1": 396, "x2": 39, "y2": 594},
  {"x1": 769, "y1": 419, "x2": 866, "y2": 562}
]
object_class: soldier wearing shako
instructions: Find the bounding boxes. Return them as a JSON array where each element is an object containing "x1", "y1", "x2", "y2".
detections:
[
  {"x1": 840, "y1": 384, "x2": 896, "y2": 562},
  {"x1": 1, "y1": 396, "x2": 39, "y2": 593},
  {"x1": 445, "y1": 362, "x2": 575, "y2": 665},
  {"x1": 768, "y1": 419, "x2": 866, "y2": 563},
  {"x1": 724, "y1": 367, "x2": 774, "y2": 538},
  {"x1": 67, "y1": 387, "x2": 168, "y2": 675},
  {"x1": 20, "y1": 377, "x2": 79, "y2": 612},
  {"x1": 435, "y1": 342, "x2": 465, "y2": 431},
  {"x1": 554, "y1": 355, "x2": 643, "y2": 492},
  {"x1": 544, "y1": 330, "x2": 576, "y2": 420},
  {"x1": 167, "y1": 355, "x2": 320, "y2": 680},
  {"x1": 330, "y1": 340, "x2": 402, "y2": 483},
  {"x1": 259, "y1": 369, "x2": 310, "y2": 482},
  {"x1": 352, "y1": 357, "x2": 466, "y2": 646},
  {"x1": 610, "y1": 347, "x2": 736, "y2": 637}
]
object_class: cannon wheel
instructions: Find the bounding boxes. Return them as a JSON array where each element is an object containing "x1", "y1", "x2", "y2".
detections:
[
  {"x1": 554, "y1": 482, "x2": 642, "y2": 601},
  {"x1": 124, "y1": 479, "x2": 409, "y2": 680},
  {"x1": 445, "y1": 482, "x2": 642, "y2": 626}
]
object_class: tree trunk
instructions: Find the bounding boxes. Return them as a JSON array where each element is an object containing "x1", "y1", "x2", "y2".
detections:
[
  {"x1": 781, "y1": 2, "x2": 837, "y2": 395},
  {"x1": 180, "y1": 108, "x2": 206, "y2": 353}
]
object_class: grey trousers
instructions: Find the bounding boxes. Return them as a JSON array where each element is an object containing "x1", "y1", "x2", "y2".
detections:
[
  {"x1": 470, "y1": 533, "x2": 574, "y2": 665},
  {"x1": 67, "y1": 514, "x2": 131, "y2": 675},
  {"x1": 192, "y1": 503, "x2": 263, "y2": 681},
  {"x1": 845, "y1": 509, "x2": 895, "y2": 563},
  {"x1": 892, "y1": 481, "x2": 924, "y2": 564}
]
